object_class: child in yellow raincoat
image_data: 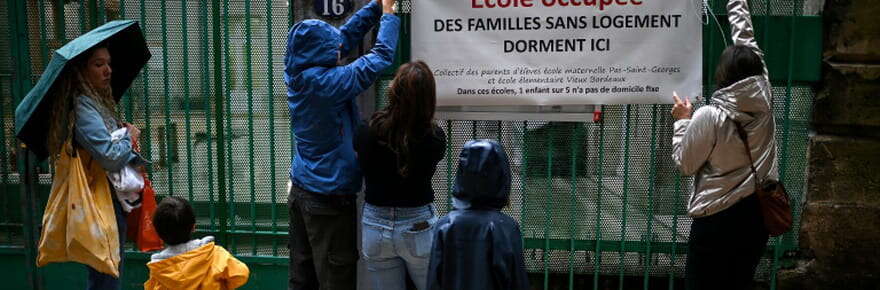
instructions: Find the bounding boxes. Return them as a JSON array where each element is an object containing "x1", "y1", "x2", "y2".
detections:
[{"x1": 144, "y1": 197, "x2": 249, "y2": 289}]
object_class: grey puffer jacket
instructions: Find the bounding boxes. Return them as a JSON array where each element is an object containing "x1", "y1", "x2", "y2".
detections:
[{"x1": 672, "y1": 0, "x2": 779, "y2": 218}]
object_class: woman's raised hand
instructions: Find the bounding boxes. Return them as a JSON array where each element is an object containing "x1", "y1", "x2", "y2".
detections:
[{"x1": 671, "y1": 91, "x2": 693, "y2": 120}]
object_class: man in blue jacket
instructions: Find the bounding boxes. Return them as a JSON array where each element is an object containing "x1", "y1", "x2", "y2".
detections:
[{"x1": 284, "y1": 0, "x2": 399, "y2": 289}]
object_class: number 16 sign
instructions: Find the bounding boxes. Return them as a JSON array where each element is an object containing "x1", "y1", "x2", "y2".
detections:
[{"x1": 313, "y1": 0, "x2": 353, "y2": 20}]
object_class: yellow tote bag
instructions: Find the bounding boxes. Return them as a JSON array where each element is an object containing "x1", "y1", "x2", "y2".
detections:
[{"x1": 36, "y1": 146, "x2": 121, "y2": 277}]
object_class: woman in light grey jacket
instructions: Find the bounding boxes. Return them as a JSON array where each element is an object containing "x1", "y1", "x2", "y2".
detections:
[{"x1": 671, "y1": 0, "x2": 777, "y2": 289}]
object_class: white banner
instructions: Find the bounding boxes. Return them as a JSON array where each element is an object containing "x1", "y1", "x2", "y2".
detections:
[{"x1": 412, "y1": 0, "x2": 703, "y2": 106}]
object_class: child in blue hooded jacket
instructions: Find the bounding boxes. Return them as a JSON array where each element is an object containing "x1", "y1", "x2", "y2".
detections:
[
  {"x1": 427, "y1": 140, "x2": 530, "y2": 290},
  {"x1": 284, "y1": 0, "x2": 399, "y2": 289}
]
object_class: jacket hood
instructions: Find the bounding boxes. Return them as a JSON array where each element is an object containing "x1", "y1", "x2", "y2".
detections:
[
  {"x1": 146, "y1": 242, "x2": 235, "y2": 289},
  {"x1": 710, "y1": 75, "x2": 771, "y2": 123},
  {"x1": 285, "y1": 19, "x2": 341, "y2": 79},
  {"x1": 452, "y1": 140, "x2": 511, "y2": 210}
]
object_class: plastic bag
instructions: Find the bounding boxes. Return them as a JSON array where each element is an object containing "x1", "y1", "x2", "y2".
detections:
[
  {"x1": 107, "y1": 127, "x2": 144, "y2": 212},
  {"x1": 125, "y1": 176, "x2": 163, "y2": 252},
  {"x1": 108, "y1": 166, "x2": 144, "y2": 212},
  {"x1": 37, "y1": 146, "x2": 121, "y2": 277},
  {"x1": 126, "y1": 136, "x2": 163, "y2": 252}
]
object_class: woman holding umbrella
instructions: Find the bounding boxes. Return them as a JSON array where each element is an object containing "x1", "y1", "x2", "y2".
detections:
[
  {"x1": 55, "y1": 40, "x2": 147, "y2": 290},
  {"x1": 47, "y1": 42, "x2": 145, "y2": 177},
  {"x1": 15, "y1": 21, "x2": 151, "y2": 289}
]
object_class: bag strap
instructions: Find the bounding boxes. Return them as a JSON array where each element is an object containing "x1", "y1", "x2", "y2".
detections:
[
  {"x1": 131, "y1": 134, "x2": 141, "y2": 153},
  {"x1": 733, "y1": 121, "x2": 762, "y2": 185}
]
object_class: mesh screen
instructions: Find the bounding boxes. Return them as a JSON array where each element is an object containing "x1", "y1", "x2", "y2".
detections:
[
  {"x1": 379, "y1": 0, "x2": 814, "y2": 279},
  {"x1": 379, "y1": 79, "x2": 813, "y2": 279},
  {"x1": 1, "y1": 0, "x2": 20, "y2": 247},
  {"x1": 0, "y1": 0, "x2": 816, "y2": 286}
]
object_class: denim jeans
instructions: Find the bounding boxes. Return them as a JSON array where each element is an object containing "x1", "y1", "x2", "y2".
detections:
[
  {"x1": 86, "y1": 197, "x2": 126, "y2": 290},
  {"x1": 361, "y1": 203, "x2": 436, "y2": 290}
]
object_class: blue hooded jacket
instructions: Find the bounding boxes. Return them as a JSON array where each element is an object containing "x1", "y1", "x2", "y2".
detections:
[
  {"x1": 428, "y1": 140, "x2": 530, "y2": 290},
  {"x1": 284, "y1": 1, "x2": 399, "y2": 195}
]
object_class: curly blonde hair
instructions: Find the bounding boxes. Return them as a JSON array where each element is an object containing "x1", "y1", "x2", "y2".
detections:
[{"x1": 46, "y1": 46, "x2": 118, "y2": 158}]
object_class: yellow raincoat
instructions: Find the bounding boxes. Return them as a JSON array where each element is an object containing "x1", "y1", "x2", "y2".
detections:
[{"x1": 144, "y1": 242, "x2": 250, "y2": 290}]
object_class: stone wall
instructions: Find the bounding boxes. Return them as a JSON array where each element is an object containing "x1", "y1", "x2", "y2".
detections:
[{"x1": 778, "y1": 0, "x2": 880, "y2": 288}]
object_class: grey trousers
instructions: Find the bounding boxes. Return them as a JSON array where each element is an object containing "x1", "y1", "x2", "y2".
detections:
[{"x1": 288, "y1": 183, "x2": 359, "y2": 290}]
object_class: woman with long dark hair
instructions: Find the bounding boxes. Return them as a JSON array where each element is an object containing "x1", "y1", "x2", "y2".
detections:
[
  {"x1": 355, "y1": 60, "x2": 446, "y2": 290},
  {"x1": 671, "y1": 0, "x2": 776, "y2": 289}
]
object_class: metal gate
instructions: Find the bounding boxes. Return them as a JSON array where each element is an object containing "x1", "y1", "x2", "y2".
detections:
[{"x1": 1, "y1": 0, "x2": 821, "y2": 289}]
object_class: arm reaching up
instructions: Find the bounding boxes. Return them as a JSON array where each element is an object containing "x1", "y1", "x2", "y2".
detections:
[
  {"x1": 727, "y1": 0, "x2": 768, "y2": 76},
  {"x1": 339, "y1": 0, "x2": 396, "y2": 53},
  {"x1": 325, "y1": 9, "x2": 400, "y2": 105},
  {"x1": 338, "y1": 0, "x2": 384, "y2": 52}
]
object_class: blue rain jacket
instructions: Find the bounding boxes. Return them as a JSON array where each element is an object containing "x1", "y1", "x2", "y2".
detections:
[
  {"x1": 428, "y1": 140, "x2": 530, "y2": 290},
  {"x1": 284, "y1": 1, "x2": 399, "y2": 195}
]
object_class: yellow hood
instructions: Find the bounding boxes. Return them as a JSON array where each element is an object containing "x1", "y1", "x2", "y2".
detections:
[{"x1": 144, "y1": 242, "x2": 249, "y2": 290}]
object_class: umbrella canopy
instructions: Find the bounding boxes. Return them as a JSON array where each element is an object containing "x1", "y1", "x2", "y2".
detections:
[{"x1": 14, "y1": 20, "x2": 151, "y2": 161}]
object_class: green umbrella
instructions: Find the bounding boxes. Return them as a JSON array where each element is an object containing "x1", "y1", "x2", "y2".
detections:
[{"x1": 14, "y1": 20, "x2": 151, "y2": 161}]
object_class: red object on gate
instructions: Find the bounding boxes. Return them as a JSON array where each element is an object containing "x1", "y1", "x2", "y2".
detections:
[{"x1": 126, "y1": 137, "x2": 164, "y2": 252}]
